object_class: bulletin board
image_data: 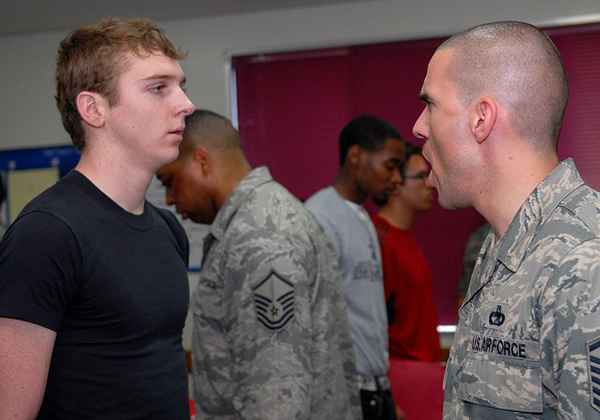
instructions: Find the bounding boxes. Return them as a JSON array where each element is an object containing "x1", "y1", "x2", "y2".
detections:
[{"x1": 0, "y1": 145, "x2": 80, "y2": 223}]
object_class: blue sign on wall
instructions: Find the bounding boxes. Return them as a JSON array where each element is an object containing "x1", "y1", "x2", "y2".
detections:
[{"x1": 0, "y1": 145, "x2": 80, "y2": 176}]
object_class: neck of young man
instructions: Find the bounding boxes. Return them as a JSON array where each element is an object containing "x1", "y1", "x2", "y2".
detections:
[{"x1": 75, "y1": 150, "x2": 153, "y2": 215}]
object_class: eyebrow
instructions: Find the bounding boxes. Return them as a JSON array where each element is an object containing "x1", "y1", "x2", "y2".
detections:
[{"x1": 142, "y1": 74, "x2": 187, "y2": 85}]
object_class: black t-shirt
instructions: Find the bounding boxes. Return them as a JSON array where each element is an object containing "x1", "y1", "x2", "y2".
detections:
[{"x1": 0, "y1": 171, "x2": 190, "y2": 419}]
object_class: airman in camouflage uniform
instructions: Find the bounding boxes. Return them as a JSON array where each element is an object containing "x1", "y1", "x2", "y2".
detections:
[
  {"x1": 158, "y1": 110, "x2": 361, "y2": 420},
  {"x1": 412, "y1": 21, "x2": 600, "y2": 418},
  {"x1": 447, "y1": 159, "x2": 600, "y2": 418}
]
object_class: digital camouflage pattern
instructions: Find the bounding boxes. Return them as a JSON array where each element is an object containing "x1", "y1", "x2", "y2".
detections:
[
  {"x1": 457, "y1": 223, "x2": 491, "y2": 299},
  {"x1": 191, "y1": 167, "x2": 361, "y2": 420},
  {"x1": 445, "y1": 159, "x2": 600, "y2": 419}
]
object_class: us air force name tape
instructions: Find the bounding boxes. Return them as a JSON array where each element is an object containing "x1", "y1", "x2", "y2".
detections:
[{"x1": 470, "y1": 334, "x2": 533, "y2": 359}]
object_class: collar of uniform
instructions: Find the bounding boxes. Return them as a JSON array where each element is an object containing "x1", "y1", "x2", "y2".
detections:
[
  {"x1": 209, "y1": 166, "x2": 273, "y2": 242},
  {"x1": 496, "y1": 158, "x2": 583, "y2": 272}
]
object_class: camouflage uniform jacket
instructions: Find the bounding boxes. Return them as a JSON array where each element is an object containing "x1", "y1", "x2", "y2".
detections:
[
  {"x1": 191, "y1": 167, "x2": 361, "y2": 420},
  {"x1": 457, "y1": 223, "x2": 491, "y2": 300},
  {"x1": 445, "y1": 159, "x2": 600, "y2": 419}
]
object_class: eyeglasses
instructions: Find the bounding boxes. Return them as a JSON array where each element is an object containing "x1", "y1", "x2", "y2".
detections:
[{"x1": 404, "y1": 171, "x2": 429, "y2": 181}]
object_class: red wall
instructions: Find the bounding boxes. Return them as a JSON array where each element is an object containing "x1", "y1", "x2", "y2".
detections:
[{"x1": 234, "y1": 23, "x2": 600, "y2": 325}]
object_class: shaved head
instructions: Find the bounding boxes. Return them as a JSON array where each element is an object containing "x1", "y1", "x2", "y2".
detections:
[
  {"x1": 157, "y1": 109, "x2": 250, "y2": 223},
  {"x1": 439, "y1": 21, "x2": 568, "y2": 147},
  {"x1": 180, "y1": 109, "x2": 242, "y2": 156}
]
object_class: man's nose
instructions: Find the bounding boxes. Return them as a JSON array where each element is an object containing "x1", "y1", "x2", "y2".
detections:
[
  {"x1": 412, "y1": 107, "x2": 429, "y2": 140},
  {"x1": 177, "y1": 88, "x2": 195, "y2": 117}
]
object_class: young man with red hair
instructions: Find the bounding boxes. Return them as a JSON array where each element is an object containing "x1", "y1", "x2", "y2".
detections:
[{"x1": 0, "y1": 18, "x2": 194, "y2": 419}]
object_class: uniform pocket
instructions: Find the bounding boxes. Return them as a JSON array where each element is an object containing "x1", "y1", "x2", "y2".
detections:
[{"x1": 456, "y1": 348, "x2": 543, "y2": 414}]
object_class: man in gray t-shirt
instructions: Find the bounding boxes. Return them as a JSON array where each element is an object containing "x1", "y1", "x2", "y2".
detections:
[{"x1": 306, "y1": 115, "x2": 406, "y2": 420}]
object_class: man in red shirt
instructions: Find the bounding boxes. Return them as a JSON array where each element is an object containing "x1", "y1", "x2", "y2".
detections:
[{"x1": 372, "y1": 142, "x2": 441, "y2": 362}]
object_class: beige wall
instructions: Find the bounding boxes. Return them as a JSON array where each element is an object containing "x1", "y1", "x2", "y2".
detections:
[{"x1": 1, "y1": 0, "x2": 600, "y2": 150}]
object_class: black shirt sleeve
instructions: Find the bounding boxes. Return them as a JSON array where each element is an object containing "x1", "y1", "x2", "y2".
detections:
[{"x1": 0, "y1": 211, "x2": 81, "y2": 331}]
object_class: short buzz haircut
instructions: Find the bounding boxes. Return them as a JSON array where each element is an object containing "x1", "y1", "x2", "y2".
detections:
[
  {"x1": 55, "y1": 17, "x2": 186, "y2": 150},
  {"x1": 181, "y1": 109, "x2": 242, "y2": 154},
  {"x1": 438, "y1": 21, "x2": 568, "y2": 147},
  {"x1": 339, "y1": 115, "x2": 403, "y2": 166}
]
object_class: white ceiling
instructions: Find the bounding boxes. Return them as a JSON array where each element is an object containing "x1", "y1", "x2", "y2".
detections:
[{"x1": 4, "y1": 0, "x2": 370, "y2": 36}]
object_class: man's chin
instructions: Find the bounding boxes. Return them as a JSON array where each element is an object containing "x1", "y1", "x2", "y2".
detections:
[
  {"x1": 437, "y1": 195, "x2": 470, "y2": 210},
  {"x1": 372, "y1": 192, "x2": 390, "y2": 207}
]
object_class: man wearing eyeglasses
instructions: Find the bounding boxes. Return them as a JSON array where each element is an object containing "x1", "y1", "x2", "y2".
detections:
[{"x1": 371, "y1": 142, "x2": 441, "y2": 364}]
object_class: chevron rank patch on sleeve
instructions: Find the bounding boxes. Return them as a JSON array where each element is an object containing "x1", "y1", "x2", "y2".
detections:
[
  {"x1": 253, "y1": 270, "x2": 295, "y2": 331},
  {"x1": 588, "y1": 337, "x2": 600, "y2": 413}
]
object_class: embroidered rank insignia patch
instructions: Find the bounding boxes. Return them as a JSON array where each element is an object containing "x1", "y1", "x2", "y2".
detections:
[
  {"x1": 489, "y1": 305, "x2": 506, "y2": 327},
  {"x1": 587, "y1": 337, "x2": 600, "y2": 413},
  {"x1": 253, "y1": 271, "x2": 295, "y2": 331}
]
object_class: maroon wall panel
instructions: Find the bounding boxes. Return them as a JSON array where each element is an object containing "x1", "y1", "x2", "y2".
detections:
[
  {"x1": 234, "y1": 23, "x2": 600, "y2": 325},
  {"x1": 235, "y1": 49, "x2": 353, "y2": 200}
]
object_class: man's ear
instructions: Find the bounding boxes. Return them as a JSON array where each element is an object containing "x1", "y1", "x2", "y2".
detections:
[
  {"x1": 76, "y1": 91, "x2": 107, "y2": 128},
  {"x1": 347, "y1": 144, "x2": 362, "y2": 167},
  {"x1": 191, "y1": 146, "x2": 211, "y2": 176},
  {"x1": 471, "y1": 97, "x2": 497, "y2": 144}
]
